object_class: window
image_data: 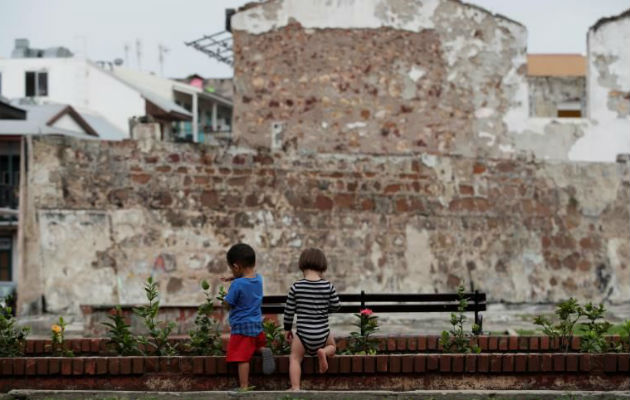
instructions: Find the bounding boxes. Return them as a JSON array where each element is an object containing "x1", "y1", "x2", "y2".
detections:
[
  {"x1": 0, "y1": 155, "x2": 19, "y2": 209},
  {"x1": 25, "y1": 71, "x2": 48, "y2": 97},
  {"x1": 557, "y1": 109, "x2": 581, "y2": 118},
  {"x1": 0, "y1": 237, "x2": 12, "y2": 281}
]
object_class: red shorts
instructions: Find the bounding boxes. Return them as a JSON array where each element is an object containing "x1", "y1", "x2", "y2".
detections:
[{"x1": 226, "y1": 332, "x2": 266, "y2": 362}]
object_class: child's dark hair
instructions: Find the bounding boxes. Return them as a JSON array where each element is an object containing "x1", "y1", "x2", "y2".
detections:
[
  {"x1": 226, "y1": 243, "x2": 256, "y2": 268},
  {"x1": 298, "y1": 248, "x2": 327, "y2": 272}
]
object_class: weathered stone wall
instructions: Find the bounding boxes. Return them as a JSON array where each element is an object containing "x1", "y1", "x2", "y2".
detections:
[
  {"x1": 231, "y1": 1, "x2": 629, "y2": 162},
  {"x1": 19, "y1": 136, "x2": 630, "y2": 315},
  {"x1": 232, "y1": 0, "x2": 528, "y2": 158},
  {"x1": 527, "y1": 77, "x2": 586, "y2": 118}
]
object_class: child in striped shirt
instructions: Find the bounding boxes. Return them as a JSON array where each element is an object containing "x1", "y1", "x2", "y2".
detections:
[{"x1": 283, "y1": 248, "x2": 340, "y2": 391}]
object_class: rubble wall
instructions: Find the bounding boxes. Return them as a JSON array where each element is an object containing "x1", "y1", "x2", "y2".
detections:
[
  {"x1": 231, "y1": 0, "x2": 630, "y2": 162},
  {"x1": 232, "y1": 0, "x2": 528, "y2": 158},
  {"x1": 19, "y1": 136, "x2": 630, "y2": 314}
]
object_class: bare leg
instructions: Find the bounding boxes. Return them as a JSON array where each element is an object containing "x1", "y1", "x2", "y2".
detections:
[
  {"x1": 237, "y1": 362, "x2": 249, "y2": 389},
  {"x1": 317, "y1": 334, "x2": 336, "y2": 373},
  {"x1": 288, "y1": 334, "x2": 305, "y2": 391}
]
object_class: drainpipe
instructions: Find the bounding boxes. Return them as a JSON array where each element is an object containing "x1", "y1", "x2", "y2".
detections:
[{"x1": 192, "y1": 93, "x2": 199, "y2": 143}]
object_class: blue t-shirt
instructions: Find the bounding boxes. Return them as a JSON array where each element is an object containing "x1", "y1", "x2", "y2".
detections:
[{"x1": 224, "y1": 274, "x2": 263, "y2": 336}]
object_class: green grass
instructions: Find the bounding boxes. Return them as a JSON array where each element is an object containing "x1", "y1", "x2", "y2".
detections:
[{"x1": 513, "y1": 322, "x2": 629, "y2": 337}]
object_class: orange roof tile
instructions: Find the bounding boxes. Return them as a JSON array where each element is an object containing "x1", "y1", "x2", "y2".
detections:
[{"x1": 527, "y1": 54, "x2": 586, "y2": 77}]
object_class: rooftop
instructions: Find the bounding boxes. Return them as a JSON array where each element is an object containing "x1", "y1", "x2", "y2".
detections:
[{"x1": 527, "y1": 54, "x2": 586, "y2": 77}]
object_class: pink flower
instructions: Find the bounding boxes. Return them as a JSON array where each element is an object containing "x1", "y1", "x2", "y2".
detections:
[{"x1": 360, "y1": 308, "x2": 373, "y2": 316}]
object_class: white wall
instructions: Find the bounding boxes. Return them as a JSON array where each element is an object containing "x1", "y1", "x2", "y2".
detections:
[
  {"x1": 51, "y1": 113, "x2": 85, "y2": 134},
  {"x1": 568, "y1": 15, "x2": 630, "y2": 161},
  {"x1": 0, "y1": 58, "x2": 145, "y2": 139}
]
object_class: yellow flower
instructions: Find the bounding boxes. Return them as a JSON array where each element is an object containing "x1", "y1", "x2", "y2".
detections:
[{"x1": 51, "y1": 324, "x2": 62, "y2": 334}]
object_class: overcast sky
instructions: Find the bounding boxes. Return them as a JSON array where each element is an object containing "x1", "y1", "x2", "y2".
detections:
[{"x1": 0, "y1": 0, "x2": 628, "y2": 79}]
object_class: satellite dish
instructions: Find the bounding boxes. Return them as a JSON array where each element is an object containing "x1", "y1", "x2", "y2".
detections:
[{"x1": 114, "y1": 58, "x2": 123, "y2": 66}]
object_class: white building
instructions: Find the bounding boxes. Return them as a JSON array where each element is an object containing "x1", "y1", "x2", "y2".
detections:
[{"x1": 0, "y1": 39, "x2": 233, "y2": 143}]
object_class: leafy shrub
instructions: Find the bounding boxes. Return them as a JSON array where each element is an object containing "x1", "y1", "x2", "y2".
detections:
[
  {"x1": 0, "y1": 298, "x2": 30, "y2": 356},
  {"x1": 534, "y1": 298, "x2": 582, "y2": 353},
  {"x1": 263, "y1": 319, "x2": 290, "y2": 355},
  {"x1": 579, "y1": 302, "x2": 620, "y2": 353},
  {"x1": 620, "y1": 320, "x2": 630, "y2": 352},
  {"x1": 439, "y1": 286, "x2": 481, "y2": 353},
  {"x1": 342, "y1": 308, "x2": 379, "y2": 355},
  {"x1": 534, "y1": 299, "x2": 622, "y2": 353},
  {"x1": 103, "y1": 306, "x2": 141, "y2": 356},
  {"x1": 188, "y1": 280, "x2": 224, "y2": 356},
  {"x1": 133, "y1": 276, "x2": 177, "y2": 356}
]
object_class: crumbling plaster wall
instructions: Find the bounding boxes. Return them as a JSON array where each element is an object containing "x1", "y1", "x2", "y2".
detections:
[
  {"x1": 231, "y1": 1, "x2": 629, "y2": 162},
  {"x1": 567, "y1": 11, "x2": 630, "y2": 162},
  {"x1": 527, "y1": 77, "x2": 586, "y2": 118},
  {"x1": 232, "y1": 0, "x2": 529, "y2": 158},
  {"x1": 19, "y1": 136, "x2": 630, "y2": 315}
]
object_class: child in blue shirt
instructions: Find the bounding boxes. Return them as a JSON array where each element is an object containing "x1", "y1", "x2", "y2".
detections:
[{"x1": 222, "y1": 243, "x2": 275, "y2": 390}]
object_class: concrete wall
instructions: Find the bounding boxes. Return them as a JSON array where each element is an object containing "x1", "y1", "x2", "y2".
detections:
[
  {"x1": 231, "y1": 0, "x2": 629, "y2": 162},
  {"x1": 18, "y1": 136, "x2": 630, "y2": 315},
  {"x1": 0, "y1": 58, "x2": 144, "y2": 138}
]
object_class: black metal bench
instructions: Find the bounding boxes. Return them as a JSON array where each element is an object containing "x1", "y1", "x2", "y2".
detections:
[{"x1": 262, "y1": 290, "x2": 486, "y2": 332}]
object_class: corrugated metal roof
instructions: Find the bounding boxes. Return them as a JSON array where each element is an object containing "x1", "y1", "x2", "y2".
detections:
[{"x1": 527, "y1": 54, "x2": 586, "y2": 77}]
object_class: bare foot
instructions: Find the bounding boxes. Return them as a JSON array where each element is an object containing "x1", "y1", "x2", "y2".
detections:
[
  {"x1": 286, "y1": 387, "x2": 301, "y2": 391},
  {"x1": 317, "y1": 348, "x2": 329, "y2": 373}
]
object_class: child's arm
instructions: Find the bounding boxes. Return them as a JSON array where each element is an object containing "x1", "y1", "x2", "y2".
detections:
[
  {"x1": 328, "y1": 283, "x2": 341, "y2": 313},
  {"x1": 223, "y1": 280, "x2": 240, "y2": 309},
  {"x1": 283, "y1": 284, "x2": 297, "y2": 337}
]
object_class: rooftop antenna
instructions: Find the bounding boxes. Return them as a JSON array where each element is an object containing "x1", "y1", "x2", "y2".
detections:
[
  {"x1": 124, "y1": 42, "x2": 130, "y2": 66},
  {"x1": 158, "y1": 43, "x2": 169, "y2": 77},
  {"x1": 135, "y1": 38, "x2": 142, "y2": 70}
]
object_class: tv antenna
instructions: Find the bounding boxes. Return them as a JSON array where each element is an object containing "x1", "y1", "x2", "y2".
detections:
[
  {"x1": 158, "y1": 43, "x2": 170, "y2": 76},
  {"x1": 135, "y1": 39, "x2": 142, "y2": 70},
  {"x1": 124, "y1": 42, "x2": 130, "y2": 66}
]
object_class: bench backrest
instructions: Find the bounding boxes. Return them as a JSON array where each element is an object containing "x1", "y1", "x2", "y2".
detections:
[{"x1": 261, "y1": 291, "x2": 487, "y2": 314}]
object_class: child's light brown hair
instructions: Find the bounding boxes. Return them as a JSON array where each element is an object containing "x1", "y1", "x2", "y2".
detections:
[{"x1": 298, "y1": 248, "x2": 327, "y2": 272}]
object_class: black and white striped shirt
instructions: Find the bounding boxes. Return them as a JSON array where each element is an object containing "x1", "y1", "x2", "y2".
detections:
[{"x1": 283, "y1": 279, "x2": 341, "y2": 351}]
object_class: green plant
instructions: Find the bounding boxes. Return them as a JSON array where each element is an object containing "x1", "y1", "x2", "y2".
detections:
[
  {"x1": 439, "y1": 286, "x2": 481, "y2": 353},
  {"x1": 103, "y1": 306, "x2": 141, "y2": 356},
  {"x1": 263, "y1": 319, "x2": 290, "y2": 355},
  {"x1": 579, "y1": 302, "x2": 619, "y2": 353},
  {"x1": 188, "y1": 280, "x2": 224, "y2": 356},
  {"x1": 0, "y1": 297, "x2": 30, "y2": 356},
  {"x1": 216, "y1": 285, "x2": 227, "y2": 303},
  {"x1": 343, "y1": 308, "x2": 379, "y2": 355},
  {"x1": 534, "y1": 297, "x2": 582, "y2": 353},
  {"x1": 133, "y1": 276, "x2": 178, "y2": 356},
  {"x1": 51, "y1": 316, "x2": 73, "y2": 357},
  {"x1": 620, "y1": 320, "x2": 630, "y2": 352}
]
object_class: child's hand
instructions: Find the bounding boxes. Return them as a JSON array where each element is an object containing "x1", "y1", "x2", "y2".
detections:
[
  {"x1": 285, "y1": 330, "x2": 293, "y2": 343},
  {"x1": 220, "y1": 276, "x2": 235, "y2": 282}
]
